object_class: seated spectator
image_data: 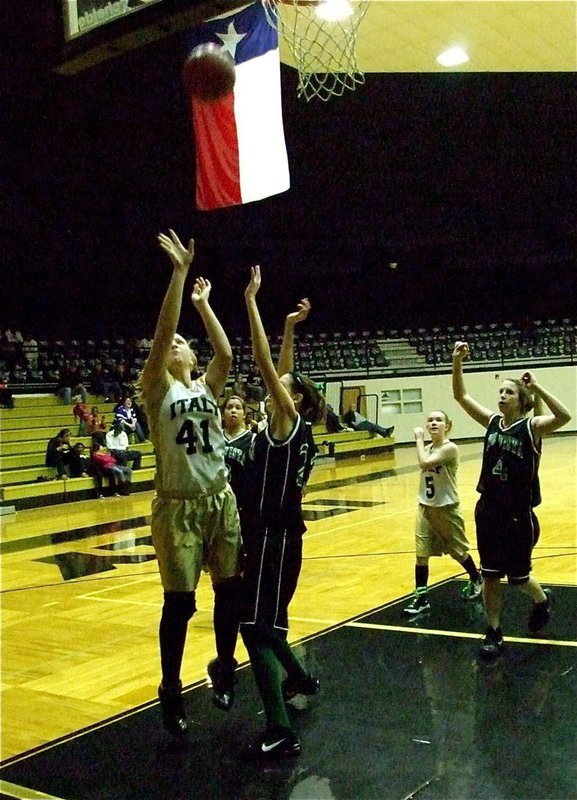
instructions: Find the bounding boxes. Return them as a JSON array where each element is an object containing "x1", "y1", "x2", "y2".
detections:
[
  {"x1": 109, "y1": 362, "x2": 133, "y2": 399},
  {"x1": 115, "y1": 396, "x2": 146, "y2": 442},
  {"x1": 72, "y1": 396, "x2": 91, "y2": 435},
  {"x1": 46, "y1": 428, "x2": 72, "y2": 479},
  {"x1": 105, "y1": 418, "x2": 142, "y2": 470},
  {"x1": 325, "y1": 403, "x2": 351, "y2": 433},
  {"x1": 343, "y1": 403, "x2": 394, "y2": 439},
  {"x1": 90, "y1": 442, "x2": 132, "y2": 496},
  {"x1": 245, "y1": 363, "x2": 265, "y2": 402},
  {"x1": 22, "y1": 334, "x2": 39, "y2": 369},
  {"x1": 56, "y1": 362, "x2": 87, "y2": 405},
  {"x1": 87, "y1": 405, "x2": 107, "y2": 446},
  {"x1": 68, "y1": 442, "x2": 91, "y2": 478},
  {"x1": 90, "y1": 362, "x2": 121, "y2": 402},
  {"x1": 244, "y1": 407, "x2": 259, "y2": 433},
  {"x1": 0, "y1": 375, "x2": 14, "y2": 409}
]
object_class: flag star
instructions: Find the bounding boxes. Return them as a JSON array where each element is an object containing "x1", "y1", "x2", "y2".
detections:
[{"x1": 216, "y1": 21, "x2": 246, "y2": 60}]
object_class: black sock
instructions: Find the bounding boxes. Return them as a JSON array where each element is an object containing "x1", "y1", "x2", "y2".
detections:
[
  {"x1": 213, "y1": 576, "x2": 242, "y2": 666},
  {"x1": 415, "y1": 564, "x2": 429, "y2": 591},
  {"x1": 460, "y1": 555, "x2": 480, "y2": 582}
]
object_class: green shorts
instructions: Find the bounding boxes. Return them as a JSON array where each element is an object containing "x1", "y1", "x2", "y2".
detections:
[
  {"x1": 151, "y1": 484, "x2": 241, "y2": 592},
  {"x1": 415, "y1": 503, "x2": 470, "y2": 561}
]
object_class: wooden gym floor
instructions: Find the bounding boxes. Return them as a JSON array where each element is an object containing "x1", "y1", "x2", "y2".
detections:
[{"x1": 0, "y1": 436, "x2": 575, "y2": 799}]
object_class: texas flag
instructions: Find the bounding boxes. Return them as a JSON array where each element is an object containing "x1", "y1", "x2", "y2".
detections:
[{"x1": 186, "y1": 3, "x2": 290, "y2": 210}]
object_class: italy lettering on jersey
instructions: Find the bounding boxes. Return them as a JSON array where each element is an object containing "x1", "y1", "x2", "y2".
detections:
[
  {"x1": 151, "y1": 377, "x2": 227, "y2": 497},
  {"x1": 418, "y1": 444, "x2": 459, "y2": 507}
]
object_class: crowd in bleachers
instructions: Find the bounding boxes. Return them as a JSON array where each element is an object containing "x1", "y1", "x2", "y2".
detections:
[{"x1": 0, "y1": 317, "x2": 576, "y2": 398}]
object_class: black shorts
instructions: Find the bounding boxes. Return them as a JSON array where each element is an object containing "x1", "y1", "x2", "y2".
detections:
[
  {"x1": 240, "y1": 523, "x2": 303, "y2": 633},
  {"x1": 475, "y1": 495, "x2": 540, "y2": 584}
]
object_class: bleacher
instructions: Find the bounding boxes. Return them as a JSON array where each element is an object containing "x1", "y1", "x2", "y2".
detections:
[{"x1": 0, "y1": 394, "x2": 394, "y2": 512}]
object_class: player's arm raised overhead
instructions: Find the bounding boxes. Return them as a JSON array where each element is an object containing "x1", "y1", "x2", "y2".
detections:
[
  {"x1": 245, "y1": 266, "x2": 297, "y2": 439},
  {"x1": 141, "y1": 229, "x2": 193, "y2": 392},
  {"x1": 194, "y1": 277, "x2": 233, "y2": 400},
  {"x1": 277, "y1": 297, "x2": 310, "y2": 376},
  {"x1": 452, "y1": 341, "x2": 493, "y2": 428},
  {"x1": 522, "y1": 370, "x2": 572, "y2": 438},
  {"x1": 413, "y1": 427, "x2": 458, "y2": 470}
]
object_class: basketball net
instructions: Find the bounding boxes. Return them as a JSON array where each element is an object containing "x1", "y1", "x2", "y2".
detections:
[{"x1": 262, "y1": 0, "x2": 368, "y2": 101}]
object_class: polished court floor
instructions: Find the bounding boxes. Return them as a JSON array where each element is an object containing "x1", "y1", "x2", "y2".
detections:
[{"x1": 1, "y1": 436, "x2": 576, "y2": 799}]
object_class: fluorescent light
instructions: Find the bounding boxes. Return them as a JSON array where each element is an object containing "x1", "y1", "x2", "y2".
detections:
[
  {"x1": 437, "y1": 47, "x2": 469, "y2": 67},
  {"x1": 316, "y1": 0, "x2": 354, "y2": 22}
]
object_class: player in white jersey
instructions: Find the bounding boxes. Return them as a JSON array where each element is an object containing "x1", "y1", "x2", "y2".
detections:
[
  {"x1": 404, "y1": 410, "x2": 482, "y2": 616},
  {"x1": 139, "y1": 230, "x2": 241, "y2": 736}
]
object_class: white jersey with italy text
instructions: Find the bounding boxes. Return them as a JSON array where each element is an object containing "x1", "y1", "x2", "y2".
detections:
[{"x1": 149, "y1": 376, "x2": 227, "y2": 497}]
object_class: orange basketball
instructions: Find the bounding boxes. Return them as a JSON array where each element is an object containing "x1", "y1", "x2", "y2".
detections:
[{"x1": 182, "y1": 43, "x2": 236, "y2": 102}]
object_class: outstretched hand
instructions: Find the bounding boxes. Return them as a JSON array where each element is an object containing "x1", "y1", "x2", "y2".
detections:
[
  {"x1": 191, "y1": 276, "x2": 211, "y2": 306},
  {"x1": 452, "y1": 341, "x2": 470, "y2": 360},
  {"x1": 286, "y1": 298, "x2": 311, "y2": 326},
  {"x1": 158, "y1": 229, "x2": 194, "y2": 274},
  {"x1": 245, "y1": 265, "x2": 261, "y2": 301}
]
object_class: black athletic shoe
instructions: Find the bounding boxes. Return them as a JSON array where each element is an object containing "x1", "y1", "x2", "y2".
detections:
[
  {"x1": 207, "y1": 657, "x2": 237, "y2": 711},
  {"x1": 158, "y1": 681, "x2": 188, "y2": 737},
  {"x1": 479, "y1": 627, "x2": 504, "y2": 662},
  {"x1": 282, "y1": 673, "x2": 320, "y2": 702},
  {"x1": 242, "y1": 726, "x2": 301, "y2": 762},
  {"x1": 528, "y1": 588, "x2": 552, "y2": 633},
  {"x1": 404, "y1": 591, "x2": 431, "y2": 616}
]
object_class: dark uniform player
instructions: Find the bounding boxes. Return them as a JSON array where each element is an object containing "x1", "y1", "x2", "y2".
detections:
[
  {"x1": 452, "y1": 344, "x2": 571, "y2": 661},
  {"x1": 241, "y1": 267, "x2": 325, "y2": 761}
]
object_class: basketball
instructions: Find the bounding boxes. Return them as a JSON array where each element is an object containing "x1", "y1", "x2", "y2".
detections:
[{"x1": 182, "y1": 43, "x2": 236, "y2": 102}]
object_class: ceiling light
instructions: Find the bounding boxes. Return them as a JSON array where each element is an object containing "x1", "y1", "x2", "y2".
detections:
[
  {"x1": 316, "y1": 0, "x2": 354, "y2": 22},
  {"x1": 437, "y1": 47, "x2": 469, "y2": 67}
]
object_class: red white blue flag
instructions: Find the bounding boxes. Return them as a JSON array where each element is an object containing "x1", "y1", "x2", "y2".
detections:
[{"x1": 187, "y1": 3, "x2": 290, "y2": 210}]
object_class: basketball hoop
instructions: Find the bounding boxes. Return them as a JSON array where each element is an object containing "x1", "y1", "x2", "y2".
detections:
[{"x1": 262, "y1": 0, "x2": 368, "y2": 101}]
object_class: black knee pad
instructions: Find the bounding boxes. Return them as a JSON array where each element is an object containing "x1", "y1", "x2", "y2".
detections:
[{"x1": 162, "y1": 591, "x2": 196, "y2": 622}]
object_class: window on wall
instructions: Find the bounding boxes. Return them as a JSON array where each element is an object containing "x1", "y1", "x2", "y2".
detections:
[{"x1": 381, "y1": 388, "x2": 423, "y2": 415}]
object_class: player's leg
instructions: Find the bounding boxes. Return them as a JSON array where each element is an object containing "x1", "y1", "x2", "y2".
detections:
[
  {"x1": 508, "y1": 511, "x2": 551, "y2": 632},
  {"x1": 444, "y1": 505, "x2": 483, "y2": 600},
  {"x1": 206, "y1": 487, "x2": 243, "y2": 710},
  {"x1": 404, "y1": 506, "x2": 432, "y2": 615}
]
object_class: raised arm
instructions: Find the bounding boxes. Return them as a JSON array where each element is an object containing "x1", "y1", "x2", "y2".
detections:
[
  {"x1": 413, "y1": 427, "x2": 458, "y2": 470},
  {"x1": 522, "y1": 371, "x2": 572, "y2": 438},
  {"x1": 452, "y1": 341, "x2": 493, "y2": 428},
  {"x1": 277, "y1": 298, "x2": 311, "y2": 376},
  {"x1": 190, "y1": 277, "x2": 232, "y2": 400},
  {"x1": 244, "y1": 267, "x2": 297, "y2": 435},
  {"x1": 141, "y1": 230, "x2": 193, "y2": 392}
]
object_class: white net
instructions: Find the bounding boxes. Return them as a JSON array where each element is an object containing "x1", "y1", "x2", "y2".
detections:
[{"x1": 262, "y1": 0, "x2": 369, "y2": 101}]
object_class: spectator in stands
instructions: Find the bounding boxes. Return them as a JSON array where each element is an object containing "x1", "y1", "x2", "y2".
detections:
[
  {"x1": 230, "y1": 373, "x2": 246, "y2": 400},
  {"x1": 105, "y1": 418, "x2": 142, "y2": 470},
  {"x1": 325, "y1": 403, "x2": 351, "y2": 433},
  {"x1": 110, "y1": 361, "x2": 133, "y2": 400},
  {"x1": 115, "y1": 395, "x2": 146, "y2": 442},
  {"x1": 90, "y1": 442, "x2": 132, "y2": 495},
  {"x1": 245, "y1": 362, "x2": 265, "y2": 403},
  {"x1": 68, "y1": 442, "x2": 91, "y2": 478},
  {"x1": 22, "y1": 333, "x2": 38, "y2": 369},
  {"x1": 46, "y1": 428, "x2": 72, "y2": 479},
  {"x1": 72, "y1": 395, "x2": 90, "y2": 435},
  {"x1": 56, "y1": 362, "x2": 87, "y2": 405},
  {"x1": 343, "y1": 403, "x2": 394, "y2": 438},
  {"x1": 90, "y1": 362, "x2": 121, "y2": 402},
  {"x1": 244, "y1": 407, "x2": 258, "y2": 433},
  {"x1": 0, "y1": 375, "x2": 14, "y2": 409},
  {"x1": 87, "y1": 405, "x2": 107, "y2": 446}
]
